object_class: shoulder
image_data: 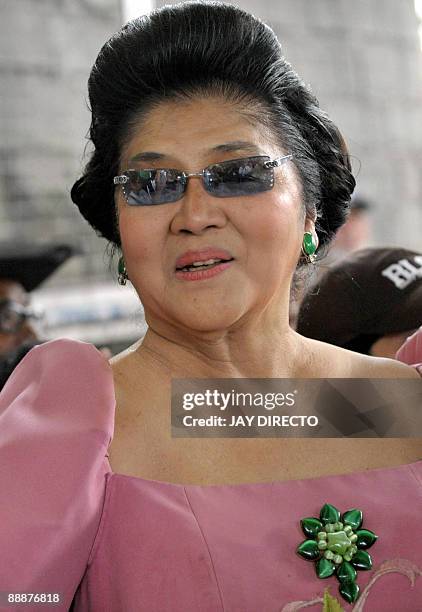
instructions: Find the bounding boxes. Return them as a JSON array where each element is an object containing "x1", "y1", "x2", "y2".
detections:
[
  {"x1": 18, "y1": 336, "x2": 111, "y2": 379},
  {"x1": 351, "y1": 354, "x2": 421, "y2": 378},
  {"x1": 299, "y1": 336, "x2": 420, "y2": 378},
  {"x1": 0, "y1": 337, "x2": 115, "y2": 436},
  {"x1": 3, "y1": 337, "x2": 108, "y2": 380},
  {"x1": 35, "y1": 336, "x2": 108, "y2": 364}
]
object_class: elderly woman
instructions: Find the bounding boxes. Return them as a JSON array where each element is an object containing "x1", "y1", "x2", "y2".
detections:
[{"x1": 1, "y1": 3, "x2": 421, "y2": 610}]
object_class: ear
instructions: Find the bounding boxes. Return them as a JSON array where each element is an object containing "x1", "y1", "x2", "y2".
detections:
[{"x1": 303, "y1": 217, "x2": 319, "y2": 250}]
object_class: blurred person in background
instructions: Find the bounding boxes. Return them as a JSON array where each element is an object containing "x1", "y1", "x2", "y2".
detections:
[
  {"x1": 0, "y1": 4, "x2": 421, "y2": 610},
  {"x1": 297, "y1": 247, "x2": 422, "y2": 362},
  {"x1": 0, "y1": 243, "x2": 77, "y2": 388},
  {"x1": 329, "y1": 194, "x2": 372, "y2": 259}
]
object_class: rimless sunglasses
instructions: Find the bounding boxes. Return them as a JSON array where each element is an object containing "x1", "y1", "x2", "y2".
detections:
[{"x1": 114, "y1": 154, "x2": 293, "y2": 206}]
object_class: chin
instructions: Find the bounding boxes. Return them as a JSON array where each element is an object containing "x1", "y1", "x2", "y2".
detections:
[{"x1": 170, "y1": 305, "x2": 246, "y2": 334}]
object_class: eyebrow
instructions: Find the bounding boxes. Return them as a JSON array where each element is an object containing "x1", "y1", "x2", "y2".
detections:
[
  {"x1": 128, "y1": 141, "x2": 265, "y2": 163},
  {"x1": 209, "y1": 141, "x2": 264, "y2": 154}
]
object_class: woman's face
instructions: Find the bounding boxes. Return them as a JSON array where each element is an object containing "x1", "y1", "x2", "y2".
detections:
[{"x1": 116, "y1": 96, "x2": 316, "y2": 333}]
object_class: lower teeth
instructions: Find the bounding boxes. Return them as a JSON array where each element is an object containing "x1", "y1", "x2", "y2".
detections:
[
  {"x1": 182, "y1": 262, "x2": 220, "y2": 272},
  {"x1": 180, "y1": 261, "x2": 222, "y2": 272}
]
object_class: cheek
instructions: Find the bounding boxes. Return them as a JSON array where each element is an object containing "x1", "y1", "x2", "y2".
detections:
[
  {"x1": 241, "y1": 193, "x2": 301, "y2": 250},
  {"x1": 118, "y1": 208, "x2": 166, "y2": 269},
  {"x1": 241, "y1": 194, "x2": 303, "y2": 287}
]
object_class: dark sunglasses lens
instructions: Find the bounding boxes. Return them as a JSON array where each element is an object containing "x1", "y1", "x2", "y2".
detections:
[
  {"x1": 123, "y1": 169, "x2": 185, "y2": 205},
  {"x1": 204, "y1": 157, "x2": 274, "y2": 197}
]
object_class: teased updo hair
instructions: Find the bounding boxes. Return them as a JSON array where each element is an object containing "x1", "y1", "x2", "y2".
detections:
[{"x1": 71, "y1": 1, "x2": 355, "y2": 259}]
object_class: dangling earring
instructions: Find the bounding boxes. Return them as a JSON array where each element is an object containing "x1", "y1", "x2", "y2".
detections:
[
  {"x1": 301, "y1": 232, "x2": 318, "y2": 264},
  {"x1": 118, "y1": 255, "x2": 129, "y2": 285}
]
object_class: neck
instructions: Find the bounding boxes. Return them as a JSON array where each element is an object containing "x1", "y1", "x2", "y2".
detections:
[{"x1": 137, "y1": 305, "x2": 309, "y2": 379}]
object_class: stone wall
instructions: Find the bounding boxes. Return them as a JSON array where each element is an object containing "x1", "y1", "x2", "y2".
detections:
[
  {"x1": 0, "y1": 0, "x2": 122, "y2": 289},
  {"x1": 1, "y1": 0, "x2": 421, "y2": 296}
]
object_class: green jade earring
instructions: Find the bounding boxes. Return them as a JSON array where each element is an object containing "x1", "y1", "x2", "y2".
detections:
[
  {"x1": 118, "y1": 256, "x2": 129, "y2": 286},
  {"x1": 302, "y1": 231, "x2": 318, "y2": 263}
]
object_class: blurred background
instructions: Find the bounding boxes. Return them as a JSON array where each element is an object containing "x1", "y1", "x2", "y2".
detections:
[{"x1": 1, "y1": 0, "x2": 421, "y2": 355}]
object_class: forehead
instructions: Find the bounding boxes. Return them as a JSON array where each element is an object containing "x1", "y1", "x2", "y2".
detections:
[{"x1": 121, "y1": 96, "x2": 280, "y2": 167}]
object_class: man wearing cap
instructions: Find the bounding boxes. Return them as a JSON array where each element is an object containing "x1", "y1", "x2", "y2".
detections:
[
  {"x1": 296, "y1": 247, "x2": 422, "y2": 362},
  {"x1": 0, "y1": 243, "x2": 78, "y2": 387}
]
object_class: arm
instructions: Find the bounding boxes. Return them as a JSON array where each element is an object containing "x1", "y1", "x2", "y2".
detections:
[{"x1": 0, "y1": 339, "x2": 114, "y2": 611}]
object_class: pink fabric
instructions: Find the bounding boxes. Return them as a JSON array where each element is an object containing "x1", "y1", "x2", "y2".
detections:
[
  {"x1": 0, "y1": 338, "x2": 421, "y2": 611},
  {"x1": 396, "y1": 326, "x2": 422, "y2": 375}
]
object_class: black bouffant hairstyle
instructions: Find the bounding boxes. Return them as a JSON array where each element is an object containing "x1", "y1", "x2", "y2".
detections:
[{"x1": 71, "y1": 1, "x2": 355, "y2": 259}]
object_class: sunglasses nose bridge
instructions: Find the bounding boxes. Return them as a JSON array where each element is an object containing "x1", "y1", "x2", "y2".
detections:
[
  {"x1": 182, "y1": 170, "x2": 211, "y2": 195},
  {"x1": 184, "y1": 171, "x2": 205, "y2": 180}
]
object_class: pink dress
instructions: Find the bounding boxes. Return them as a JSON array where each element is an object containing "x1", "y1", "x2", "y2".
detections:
[
  {"x1": 0, "y1": 338, "x2": 421, "y2": 612},
  {"x1": 396, "y1": 326, "x2": 422, "y2": 369}
]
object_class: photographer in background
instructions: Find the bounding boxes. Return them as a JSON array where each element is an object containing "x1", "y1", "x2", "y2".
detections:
[{"x1": 0, "y1": 243, "x2": 77, "y2": 389}]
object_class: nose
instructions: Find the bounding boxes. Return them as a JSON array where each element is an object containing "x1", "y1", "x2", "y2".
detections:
[{"x1": 170, "y1": 176, "x2": 227, "y2": 235}]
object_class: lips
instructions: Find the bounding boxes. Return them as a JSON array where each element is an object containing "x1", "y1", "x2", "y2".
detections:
[{"x1": 175, "y1": 247, "x2": 234, "y2": 270}]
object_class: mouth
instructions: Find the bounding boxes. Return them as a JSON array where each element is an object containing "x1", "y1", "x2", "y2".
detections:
[
  {"x1": 175, "y1": 257, "x2": 234, "y2": 272},
  {"x1": 175, "y1": 247, "x2": 235, "y2": 272}
]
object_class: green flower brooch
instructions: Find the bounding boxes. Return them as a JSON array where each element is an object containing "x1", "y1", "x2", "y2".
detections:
[{"x1": 296, "y1": 503, "x2": 378, "y2": 604}]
